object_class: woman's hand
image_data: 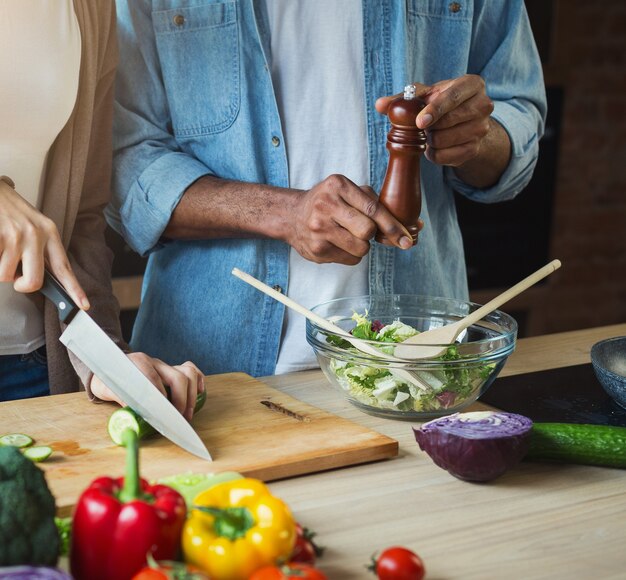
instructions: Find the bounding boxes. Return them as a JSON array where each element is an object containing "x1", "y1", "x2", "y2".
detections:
[
  {"x1": 90, "y1": 353, "x2": 205, "y2": 421},
  {"x1": 0, "y1": 179, "x2": 90, "y2": 308}
]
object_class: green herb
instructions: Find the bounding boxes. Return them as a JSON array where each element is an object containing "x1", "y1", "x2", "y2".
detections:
[
  {"x1": 55, "y1": 516, "x2": 72, "y2": 557},
  {"x1": 349, "y1": 311, "x2": 379, "y2": 340}
]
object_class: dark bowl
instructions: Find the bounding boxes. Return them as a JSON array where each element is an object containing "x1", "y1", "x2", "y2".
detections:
[{"x1": 590, "y1": 336, "x2": 626, "y2": 410}]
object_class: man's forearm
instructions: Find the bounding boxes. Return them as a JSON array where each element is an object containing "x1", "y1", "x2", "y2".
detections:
[
  {"x1": 163, "y1": 175, "x2": 297, "y2": 241},
  {"x1": 452, "y1": 118, "x2": 511, "y2": 189}
]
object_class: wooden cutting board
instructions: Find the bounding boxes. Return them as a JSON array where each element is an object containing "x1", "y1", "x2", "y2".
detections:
[{"x1": 0, "y1": 372, "x2": 398, "y2": 515}]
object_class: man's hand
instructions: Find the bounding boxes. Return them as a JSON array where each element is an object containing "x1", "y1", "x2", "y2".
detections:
[
  {"x1": 164, "y1": 174, "x2": 421, "y2": 264},
  {"x1": 0, "y1": 180, "x2": 90, "y2": 309},
  {"x1": 286, "y1": 174, "x2": 417, "y2": 264},
  {"x1": 90, "y1": 353, "x2": 205, "y2": 421},
  {"x1": 375, "y1": 75, "x2": 511, "y2": 188}
]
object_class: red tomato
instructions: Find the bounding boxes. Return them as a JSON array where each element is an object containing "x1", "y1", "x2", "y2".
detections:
[
  {"x1": 250, "y1": 563, "x2": 328, "y2": 580},
  {"x1": 291, "y1": 534, "x2": 317, "y2": 564},
  {"x1": 132, "y1": 561, "x2": 210, "y2": 580},
  {"x1": 132, "y1": 571, "x2": 168, "y2": 580},
  {"x1": 290, "y1": 522, "x2": 324, "y2": 564},
  {"x1": 375, "y1": 546, "x2": 425, "y2": 580}
]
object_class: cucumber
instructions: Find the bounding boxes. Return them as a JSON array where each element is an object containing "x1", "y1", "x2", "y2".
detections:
[
  {"x1": 108, "y1": 389, "x2": 207, "y2": 446},
  {"x1": 23, "y1": 445, "x2": 53, "y2": 462},
  {"x1": 0, "y1": 433, "x2": 34, "y2": 448},
  {"x1": 527, "y1": 423, "x2": 626, "y2": 468}
]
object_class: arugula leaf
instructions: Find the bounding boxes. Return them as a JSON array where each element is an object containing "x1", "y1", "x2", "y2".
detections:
[{"x1": 350, "y1": 311, "x2": 379, "y2": 340}]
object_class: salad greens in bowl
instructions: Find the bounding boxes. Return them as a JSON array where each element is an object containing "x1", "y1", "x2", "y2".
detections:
[{"x1": 306, "y1": 294, "x2": 517, "y2": 420}]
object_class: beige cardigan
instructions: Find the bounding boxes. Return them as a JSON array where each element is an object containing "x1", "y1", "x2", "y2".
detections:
[{"x1": 42, "y1": 0, "x2": 128, "y2": 394}]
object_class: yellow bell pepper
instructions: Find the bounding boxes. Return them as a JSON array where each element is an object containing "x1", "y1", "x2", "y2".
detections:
[{"x1": 182, "y1": 478, "x2": 296, "y2": 580}]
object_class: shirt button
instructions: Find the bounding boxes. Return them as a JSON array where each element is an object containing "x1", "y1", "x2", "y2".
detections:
[
  {"x1": 449, "y1": 2, "x2": 462, "y2": 13},
  {"x1": 271, "y1": 136, "x2": 281, "y2": 147},
  {"x1": 173, "y1": 14, "x2": 185, "y2": 26},
  {"x1": 272, "y1": 285, "x2": 283, "y2": 293}
]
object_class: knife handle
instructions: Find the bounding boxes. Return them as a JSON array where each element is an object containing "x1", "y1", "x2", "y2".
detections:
[{"x1": 40, "y1": 269, "x2": 80, "y2": 323}]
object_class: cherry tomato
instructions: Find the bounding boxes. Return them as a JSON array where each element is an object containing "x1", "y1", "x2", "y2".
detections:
[
  {"x1": 291, "y1": 522, "x2": 324, "y2": 564},
  {"x1": 291, "y1": 534, "x2": 317, "y2": 564},
  {"x1": 250, "y1": 563, "x2": 328, "y2": 580},
  {"x1": 374, "y1": 546, "x2": 425, "y2": 580},
  {"x1": 132, "y1": 571, "x2": 168, "y2": 580},
  {"x1": 132, "y1": 560, "x2": 209, "y2": 580}
]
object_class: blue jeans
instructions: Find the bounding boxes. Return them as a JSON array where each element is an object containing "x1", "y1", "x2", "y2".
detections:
[{"x1": 0, "y1": 345, "x2": 50, "y2": 401}]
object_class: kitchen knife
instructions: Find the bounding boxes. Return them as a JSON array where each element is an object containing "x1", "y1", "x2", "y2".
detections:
[{"x1": 39, "y1": 269, "x2": 212, "y2": 461}]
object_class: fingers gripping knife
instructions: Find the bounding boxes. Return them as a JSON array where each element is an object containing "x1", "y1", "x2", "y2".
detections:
[
  {"x1": 375, "y1": 84, "x2": 427, "y2": 246},
  {"x1": 38, "y1": 269, "x2": 212, "y2": 461}
]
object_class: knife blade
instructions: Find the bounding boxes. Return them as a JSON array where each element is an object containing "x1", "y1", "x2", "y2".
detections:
[{"x1": 40, "y1": 269, "x2": 212, "y2": 461}]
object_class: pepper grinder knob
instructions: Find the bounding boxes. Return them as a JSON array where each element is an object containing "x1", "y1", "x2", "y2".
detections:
[{"x1": 375, "y1": 84, "x2": 427, "y2": 246}]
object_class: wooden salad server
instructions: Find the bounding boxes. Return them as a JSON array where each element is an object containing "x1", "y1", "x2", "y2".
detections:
[
  {"x1": 231, "y1": 268, "x2": 432, "y2": 393},
  {"x1": 394, "y1": 259, "x2": 562, "y2": 360}
]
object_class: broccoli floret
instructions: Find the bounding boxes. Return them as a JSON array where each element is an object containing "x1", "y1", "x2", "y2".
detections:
[{"x1": 0, "y1": 446, "x2": 59, "y2": 566}]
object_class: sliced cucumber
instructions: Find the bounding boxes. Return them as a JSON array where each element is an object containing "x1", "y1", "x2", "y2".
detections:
[
  {"x1": 108, "y1": 390, "x2": 207, "y2": 446},
  {"x1": 527, "y1": 423, "x2": 626, "y2": 468},
  {"x1": 0, "y1": 433, "x2": 34, "y2": 448},
  {"x1": 23, "y1": 445, "x2": 53, "y2": 462},
  {"x1": 108, "y1": 407, "x2": 154, "y2": 446}
]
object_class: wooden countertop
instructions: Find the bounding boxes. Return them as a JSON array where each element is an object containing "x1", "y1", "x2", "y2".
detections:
[
  {"x1": 8, "y1": 323, "x2": 626, "y2": 578},
  {"x1": 260, "y1": 324, "x2": 626, "y2": 579}
]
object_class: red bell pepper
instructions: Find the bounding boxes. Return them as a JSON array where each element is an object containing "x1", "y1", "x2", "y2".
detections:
[{"x1": 70, "y1": 429, "x2": 187, "y2": 580}]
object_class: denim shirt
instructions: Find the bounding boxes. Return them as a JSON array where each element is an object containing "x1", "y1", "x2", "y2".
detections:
[{"x1": 109, "y1": 0, "x2": 546, "y2": 377}]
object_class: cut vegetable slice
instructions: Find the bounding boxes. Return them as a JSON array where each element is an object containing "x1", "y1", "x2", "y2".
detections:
[
  {"x1": 414, "y1": 411, "x2": 533, "y2": 482},
  {"x1": 23, "y1": 445, "x2": 53, "y2": 462},
  {"x1": 108, "y1": 407, "x2": 154, "y2": 446},
  {"x1": 108, "y1": 390, "x2": 208, "y2": 446},
  {"x1": 0, "y1": 433, "x2": 34, "y2": 448}
]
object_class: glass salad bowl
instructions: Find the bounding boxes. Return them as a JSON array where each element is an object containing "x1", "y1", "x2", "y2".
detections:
[{"x1": 306, "y1": 294, "x2": 517, "y2": 420}]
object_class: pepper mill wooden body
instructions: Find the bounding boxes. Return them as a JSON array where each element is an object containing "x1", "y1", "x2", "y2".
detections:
[{"x1": 375, "y1": 85, "x2": 427, "y2": 245}]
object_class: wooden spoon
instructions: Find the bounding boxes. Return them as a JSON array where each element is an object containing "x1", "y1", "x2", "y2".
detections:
[
  {"x1": 394, "y1": 259, "x2": 562, "y2": 360},
  {"x1": 231, "y1": 268, "x2": 432, "y2": 392}
]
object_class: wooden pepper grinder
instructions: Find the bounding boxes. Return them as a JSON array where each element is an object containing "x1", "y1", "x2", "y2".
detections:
[{"x1": 375, "y1": 84, "x2": 427, "y2": 246}]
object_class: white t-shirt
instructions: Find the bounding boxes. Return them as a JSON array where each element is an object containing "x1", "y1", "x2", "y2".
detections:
[
  {"x1": 0, "y1": 0, "x2": 81, "y2": 354},
  {"x1": 266, "y1": 0, "x2": 369, "y2": 373}
]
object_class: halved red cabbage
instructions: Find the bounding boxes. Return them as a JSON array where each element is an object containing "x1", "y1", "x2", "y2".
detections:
[
  {"x1": 413, "y1": 411, "x2": 533, "y2": 482},
  {"x1": 0, "y1": 568, "x2": 72, "y2": 579}
]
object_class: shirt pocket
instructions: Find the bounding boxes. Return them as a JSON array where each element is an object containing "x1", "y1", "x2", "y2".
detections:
[
  {"x1": 406, "y1": 0, "x2": 474, "y2": 82},
  {"x1": 152, "y1": 2, "x2": 240, "y2": 138}
]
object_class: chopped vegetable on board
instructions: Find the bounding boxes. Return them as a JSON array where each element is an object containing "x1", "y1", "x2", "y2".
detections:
[
  {"x1": 109, "y1": 391, "x2": 207, "y2": 446},
  {"x1": 0, "y1": 433, "x2": 34, "y2": 448},
  {"x1": 23, "y1": 446, "x2": 53, "y2": 462}
]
